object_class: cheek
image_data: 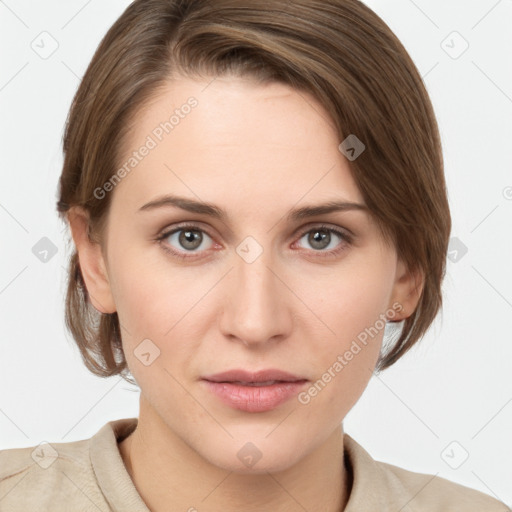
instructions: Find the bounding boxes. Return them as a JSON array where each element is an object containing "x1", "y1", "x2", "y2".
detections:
[
  {"x1": 298, "y1": 263, "x2": 392, "y2": 408},
  {"x1": 108, "y1": 247, "x2": 210, "y2": 373},
  {"x1": 108, "y1": 241, "x2": 193, "y2": 332},
  {"x1": 308, "y1": 261, "x2": 393, "y2": 348}
]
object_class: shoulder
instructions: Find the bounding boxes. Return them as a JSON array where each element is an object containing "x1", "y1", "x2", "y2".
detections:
[
  {"x1": 0, "y1": 436, "x2": 109, "y2": 512},
  {"x1": 343, "y1": 434, "x2": 507, "y2": 511},
  {"x1": 379, "y1": 460, "x2": 507, "y2": 511}
]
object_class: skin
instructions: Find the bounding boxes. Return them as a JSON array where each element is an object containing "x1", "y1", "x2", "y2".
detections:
[{"x1": 68, "y1": 75, "x2": 423, "y2": 512}]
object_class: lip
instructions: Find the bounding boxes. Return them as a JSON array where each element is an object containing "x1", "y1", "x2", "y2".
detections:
[
  {"x1": 202, "y1": 369, "x2": 306, "y2": 383},
  {"x1": 201, "y1": 369, "x2": 309, "y2": 413}
]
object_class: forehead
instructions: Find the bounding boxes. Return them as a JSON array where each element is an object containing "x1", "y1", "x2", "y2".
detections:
[{"x1": 110, "y1": 76, "x2": 364, "y2": 219}]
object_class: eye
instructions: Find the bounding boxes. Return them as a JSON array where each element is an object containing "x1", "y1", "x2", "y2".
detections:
[
  {"x1": 156, "y1": 222, "x2": 352, "y2": 260},
  {"x1": 156, "y1": 223, "x2": 215, "y2": 259},
  {"x1": 293, "y1": 224, "x2": 352, "y2": 257}
]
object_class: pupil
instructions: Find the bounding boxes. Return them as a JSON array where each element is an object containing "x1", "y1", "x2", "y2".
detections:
[
  {"x1": 310, "y1": 229, "x2": 329, "y2": 249},
  {"x1": 180, "y1": 230, "x2": 201, "y2": 249}
]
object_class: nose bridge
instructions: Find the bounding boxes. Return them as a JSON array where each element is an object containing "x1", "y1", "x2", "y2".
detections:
[{"x1": 220, "y1": 238, "x2": 291, "y2": 345}]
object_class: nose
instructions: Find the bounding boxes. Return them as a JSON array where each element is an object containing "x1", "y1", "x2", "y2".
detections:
[{"x1": 219, "y1": 246, "x2": 293, "y2": 348}]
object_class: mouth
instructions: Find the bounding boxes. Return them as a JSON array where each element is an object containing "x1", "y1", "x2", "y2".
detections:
[
  {"x1": 201, "y1": 369, "x2": 309, "y2": 413},
  {"x1": 202, "y1": 368, "x2": 307, "y2": 383},
  {"x1": 222, "y1": 380, "x2": 293, "y2": 387}
]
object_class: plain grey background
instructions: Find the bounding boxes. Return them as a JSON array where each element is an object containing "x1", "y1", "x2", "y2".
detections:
[{"x1": 1, "y1": 0, "x2": 511, "y2": 506}]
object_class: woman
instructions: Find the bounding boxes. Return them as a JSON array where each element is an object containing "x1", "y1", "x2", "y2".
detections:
[{"x1": 0, "y1": 0, "x2": 506, "y2": 510}]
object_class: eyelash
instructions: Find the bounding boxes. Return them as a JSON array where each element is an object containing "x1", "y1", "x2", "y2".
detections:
[{"x1": 155, "y1": 222, "x2": 353, "y2": 260}]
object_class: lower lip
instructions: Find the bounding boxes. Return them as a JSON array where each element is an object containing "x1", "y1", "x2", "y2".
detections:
[{"x1": 202, "y1": 380, "x2": 308, "y2": 413}]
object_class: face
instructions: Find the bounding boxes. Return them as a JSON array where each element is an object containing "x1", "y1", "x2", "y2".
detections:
[{"x1": 72, "y1": 75, "x2": 419, "y2": 474}]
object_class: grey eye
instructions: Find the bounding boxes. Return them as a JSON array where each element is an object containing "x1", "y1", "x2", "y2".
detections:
[
  {"x1": 298, "y1": 228, "x2": 343, "y2": 251},
  {"x1": 166, "y1": 228, "x2": 213, "y2": 252}
]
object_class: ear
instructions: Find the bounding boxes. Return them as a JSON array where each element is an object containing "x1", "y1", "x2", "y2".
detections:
[
  {"x1": 67, "y1": 206, "x2": 116, "y2": 314},
  {"x1": 387, "y1": 258, "x2": 424, "y2": 322}
]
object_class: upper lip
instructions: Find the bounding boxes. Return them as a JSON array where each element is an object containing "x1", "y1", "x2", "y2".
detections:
[{"x1": 202, "y1": 369, "x2": 308, "y2": 383}]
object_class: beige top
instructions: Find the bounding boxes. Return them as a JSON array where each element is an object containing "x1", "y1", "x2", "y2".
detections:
[{"x1": 0, "y1": 417, "x2": 506, "y2": 511}]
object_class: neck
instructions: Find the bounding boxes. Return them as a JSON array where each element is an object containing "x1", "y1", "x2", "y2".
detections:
[{"x1": 118, "y1": 398, "x2": 350, "y2": 512}]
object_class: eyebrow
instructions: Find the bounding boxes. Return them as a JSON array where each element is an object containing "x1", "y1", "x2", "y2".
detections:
[{"x1": 138, "y1": 194, "x2": 368, "y2": 222}]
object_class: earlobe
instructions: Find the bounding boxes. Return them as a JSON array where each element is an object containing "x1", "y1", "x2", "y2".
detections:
[
  {"x1": 67, "y1": 207, "x2": 116, "y2": 314},
  {"x1": 388, "y1": 258, "x2": 424, "y2": 322}
]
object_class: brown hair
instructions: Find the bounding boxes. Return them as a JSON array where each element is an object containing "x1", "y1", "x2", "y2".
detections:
[{"x1": 56, "y1": 0, "x2": 451, "y2": 382}]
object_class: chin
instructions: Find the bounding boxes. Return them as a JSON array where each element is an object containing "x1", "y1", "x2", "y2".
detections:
[{"x1": 196, "y1": 434, "x2": 309, "y2": 475}]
